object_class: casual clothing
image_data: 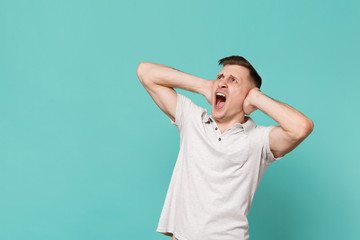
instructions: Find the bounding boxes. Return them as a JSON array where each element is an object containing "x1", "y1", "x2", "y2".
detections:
[{"x1": 156, "y1": 92, "x2": 283, "y2": 240}]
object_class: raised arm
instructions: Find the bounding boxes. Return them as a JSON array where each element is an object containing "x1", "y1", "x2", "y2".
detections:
[
  {"x1": 136, "y1": 62, "x2": 212, "y2": 122},
  {"x1": 243, "y1": 88, "x2": 314, "y2": 159}
]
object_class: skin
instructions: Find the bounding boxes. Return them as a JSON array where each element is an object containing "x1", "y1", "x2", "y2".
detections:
[
  {"x1": 138, "y1": 61, "x2": 314, "y2": 171},
  {"x1": 203, "y1": 64, "x2": 314, "y2": 159},
  {"x1": 138, "y1": 62, "x2": 314, "y2": 238},
  {"x1": 203, "y1": 64, "x2": 258, "y2": 134}
]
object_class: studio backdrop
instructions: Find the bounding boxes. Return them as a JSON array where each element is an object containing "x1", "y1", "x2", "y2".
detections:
[{"x1": 1, "y1": 0, "x2": 359, "y2": 239}]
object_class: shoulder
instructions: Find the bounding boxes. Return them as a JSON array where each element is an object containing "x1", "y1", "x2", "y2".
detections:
[
  {"x1": 255, "y1": 124, "x2": 283, "y2": 163},
  {"x1": 171, "y1": 92, "x2": 207, "y2": 126},
  {"x1": 250, "y1": 124, "x2": 277, "y2": 144},
  {"x1": 253, "y1": 124, "x2": 276, "y2": 135}
]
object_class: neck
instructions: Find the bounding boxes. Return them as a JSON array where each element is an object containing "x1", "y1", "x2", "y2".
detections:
[{"x1": 213, "y1": 113, "x2": 248, "y2": 134}]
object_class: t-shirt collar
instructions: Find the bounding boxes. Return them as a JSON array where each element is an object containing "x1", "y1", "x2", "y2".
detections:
[{"x1": 202, "y1": 114, "x2": 256, "y2": 134}]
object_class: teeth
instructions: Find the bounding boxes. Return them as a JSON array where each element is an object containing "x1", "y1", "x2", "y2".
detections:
[{"x1": 216, "y1": 93, "x2": 225, "y2": 97}]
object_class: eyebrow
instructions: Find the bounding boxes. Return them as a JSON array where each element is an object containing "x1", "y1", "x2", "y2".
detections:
[{"x1": 217, "y1": 73, "x2": 239, "y2": 79}]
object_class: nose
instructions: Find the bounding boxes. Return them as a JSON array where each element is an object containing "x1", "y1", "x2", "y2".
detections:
[{"x1": 218, "y1": 78, "x2": 228, "y2": 89}]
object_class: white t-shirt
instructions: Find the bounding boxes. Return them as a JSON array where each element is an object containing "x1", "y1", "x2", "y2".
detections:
[{"x1": 156, "y1": 92, "x2": 283, "y2": 240}]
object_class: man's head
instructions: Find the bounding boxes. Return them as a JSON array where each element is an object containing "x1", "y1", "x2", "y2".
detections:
[{"x1": 211, "y1": 55, "x2": 262, "y2": 122}]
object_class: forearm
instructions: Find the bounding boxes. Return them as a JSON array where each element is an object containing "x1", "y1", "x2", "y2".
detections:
[
  {"x1": 137, "y1": 62, "x2": 208, "y2": 96},
  {"x1": 252, "y1": 92, "x2": 314, "y2": 137}
]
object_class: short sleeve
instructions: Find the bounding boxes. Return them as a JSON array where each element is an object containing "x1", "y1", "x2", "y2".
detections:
[
  {"x1": 262, "y1": 125, "x2": 284, "y2": 163},
  {"x1": 170, "y1": 92, "x2": 201, "y2": 126}
]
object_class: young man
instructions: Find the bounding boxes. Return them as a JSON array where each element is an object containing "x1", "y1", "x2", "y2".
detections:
[{"x1": 137, "y1": 56, "x2": 314, "y2": 240}]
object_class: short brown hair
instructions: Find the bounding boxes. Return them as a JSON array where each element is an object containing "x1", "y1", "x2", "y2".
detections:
[{"x1": 218, "y1": 55, "x2": 262, "y2": 89}]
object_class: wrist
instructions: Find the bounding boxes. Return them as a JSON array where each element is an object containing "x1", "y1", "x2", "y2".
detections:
[
  {"x1": 201, "y1": 79, "x2": 211, "y2": 95},
  {"x1": 251, "y1": 89, "x2": 266, "y2": 108}
]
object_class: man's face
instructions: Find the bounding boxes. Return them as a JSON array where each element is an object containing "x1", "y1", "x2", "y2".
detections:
[{"x1": 211, "y1": 64, "x2": 254, "y2": 122}]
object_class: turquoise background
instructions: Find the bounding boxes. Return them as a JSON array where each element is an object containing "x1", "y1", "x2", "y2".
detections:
[{"x1": 1, "y1": 0, "x2": 359, "y2": 239}]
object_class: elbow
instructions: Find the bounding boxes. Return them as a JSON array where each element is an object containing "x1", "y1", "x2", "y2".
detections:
[
  {"x1": 136, "y1": 62, "x2": 147, "y2": 79},
  {"x1": 297, "y1": 119, "x2": 314, "y2": 139},
  {"x1": 137, "y1": 62, "x2": 153, "y2": 84}
]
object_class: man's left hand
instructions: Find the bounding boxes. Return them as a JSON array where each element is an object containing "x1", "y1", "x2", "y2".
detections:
[{"x1": 243, "y1": 87, "x2": 262, "y2": 115}]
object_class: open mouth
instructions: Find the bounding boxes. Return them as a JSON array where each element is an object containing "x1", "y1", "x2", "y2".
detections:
[{"x1": 215, "y1": 92, "x2": 226, "y2": 109}]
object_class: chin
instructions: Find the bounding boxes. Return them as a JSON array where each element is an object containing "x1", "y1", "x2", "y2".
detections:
[{"x1": 212, "y1": 110, "x2": 226, "y2": 120}]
